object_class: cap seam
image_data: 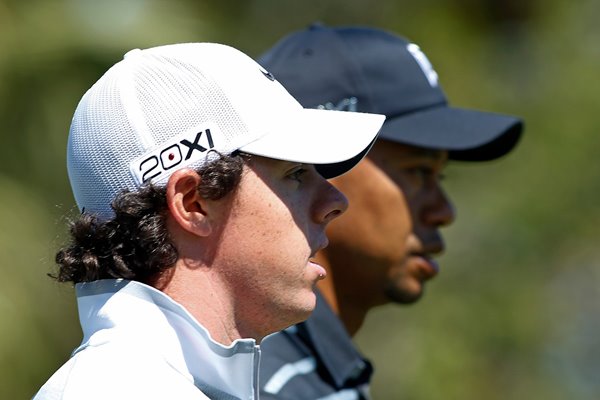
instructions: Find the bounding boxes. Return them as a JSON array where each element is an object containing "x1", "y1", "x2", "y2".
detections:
[{"x1": 328, "y1": 28, "x2": 378, "y2": 113}]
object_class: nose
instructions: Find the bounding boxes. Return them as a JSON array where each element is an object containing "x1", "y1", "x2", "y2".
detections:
[
  {"x1": 315, "y1": 178, "x2": 349, "y2": 225},
  {"x1": 422, "y1": 183, "x2": 455, "y2": 228}
]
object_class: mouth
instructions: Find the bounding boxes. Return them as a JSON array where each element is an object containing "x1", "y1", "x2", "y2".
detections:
[
  {"x1": 308, "y1": 240, "x2": 329, "y2": 281},
  {"x1": 409, "y1": 253, "x2": 439, "y2": 280},
  {"x1": 308, "y1": 259, "x2": 327, "y2": 281}
]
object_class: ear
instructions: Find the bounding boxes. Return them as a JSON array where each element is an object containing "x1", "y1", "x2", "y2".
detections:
[{"x1": 166, "y1": 169, "x2": 212, "y2": 237}]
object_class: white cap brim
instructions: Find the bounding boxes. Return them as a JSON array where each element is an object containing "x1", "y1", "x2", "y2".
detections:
[{"x1": 239, "y1": 108, "x2": 385, "y2": 177}]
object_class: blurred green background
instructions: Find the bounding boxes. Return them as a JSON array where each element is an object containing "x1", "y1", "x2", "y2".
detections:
[{"x1": 1, "y1": 0, "x2": 599, "y2": 398}]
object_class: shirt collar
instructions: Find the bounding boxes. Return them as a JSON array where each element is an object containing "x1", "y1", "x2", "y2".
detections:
[
  {"x1": 301, "y1": 290, "x2": 373, "y2": 388},
  {"x1": 75, "y1": 279, "x2": 260, "y2": 399}
]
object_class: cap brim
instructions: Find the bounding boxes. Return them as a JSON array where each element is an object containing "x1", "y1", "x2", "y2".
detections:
[
  {"x1": 239, "y1": 108, "x2": 385, "y2": 178},
  {"x1": 379, "y1": 106, "x2": 523, "y2": 161}
]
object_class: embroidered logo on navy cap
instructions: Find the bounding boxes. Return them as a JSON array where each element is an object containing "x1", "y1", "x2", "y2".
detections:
[
  {"x1": 318, "y1": 97, "x2": 358, "y2": 112},
  {"x1": 407, "y1": 43, "x2": 439, "y2": 87}
]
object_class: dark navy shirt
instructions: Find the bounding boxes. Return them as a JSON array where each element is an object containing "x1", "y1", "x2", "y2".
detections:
[{"x1": 259, "y1": 291, "x2": 373, "y2": 399}]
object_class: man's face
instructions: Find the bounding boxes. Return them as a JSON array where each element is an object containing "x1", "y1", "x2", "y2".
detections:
[
  {"x1": 215, "y1": 155, "x2": 348, "y2": 337},
  {"x1": 319, "y1": 140, "x2": 455, "y2": 308}
]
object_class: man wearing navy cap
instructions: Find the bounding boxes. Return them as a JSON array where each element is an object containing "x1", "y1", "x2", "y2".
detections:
[{"x1": 257, "y1": 24, "x2": 524, "y2": 399}]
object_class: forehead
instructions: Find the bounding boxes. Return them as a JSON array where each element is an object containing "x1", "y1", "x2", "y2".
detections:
[
  {"x1": 245, "y1": 155, "x2": 300, "y2": 172},
  {"x1": 370, "y1": 140, "x2": 448, "y2": 163}
]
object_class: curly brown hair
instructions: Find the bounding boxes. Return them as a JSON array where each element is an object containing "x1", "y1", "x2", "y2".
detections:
[{"x1": 54, "y1": 152, "x2": 248, "y2": 284}]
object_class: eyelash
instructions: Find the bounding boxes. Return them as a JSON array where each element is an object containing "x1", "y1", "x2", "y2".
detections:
[
  {"x1": 408, "y1": 167, "x2": 446, "y2": 181},
  {"x1": 288, "y1": 166, "x2": 308, "y2": 182}
]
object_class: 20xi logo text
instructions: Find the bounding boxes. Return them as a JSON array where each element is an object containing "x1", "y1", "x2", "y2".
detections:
[{"x1": 135, "y1": 128, "x2": 215, "y2": 184}]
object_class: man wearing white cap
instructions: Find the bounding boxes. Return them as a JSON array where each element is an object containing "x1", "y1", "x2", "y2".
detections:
[{"x1": 33, "y1": 42, "x2": 384, "y2": 400}]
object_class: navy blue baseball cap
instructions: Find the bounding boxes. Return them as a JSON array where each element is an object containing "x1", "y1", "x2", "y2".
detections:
[{"x1": 258, "y1": 23, "x2": 523, "y2": 162}]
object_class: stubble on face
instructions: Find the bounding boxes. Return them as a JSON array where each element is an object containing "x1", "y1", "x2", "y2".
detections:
[
  {"x1": 369, "y1": 143, "x2": 453, "y2": 304},
  {"x1": 215, "y1": 156, "x2": 340, "y2": 338},
  {"x1": 320, "y1": 141, "x2": 453, "y2": 312}
]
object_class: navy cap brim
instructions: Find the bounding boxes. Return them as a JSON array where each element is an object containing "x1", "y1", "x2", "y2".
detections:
[{"x1": 378, "y1": 106, "x2": 524, "y2": 161}]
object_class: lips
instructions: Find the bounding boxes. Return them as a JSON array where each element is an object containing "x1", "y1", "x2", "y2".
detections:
[
  {"x1": 397, "y1": 232, "x2": 444, "y2": 287},
  {"x1": 308, "y1": 260, "x2": 327, "y2": 280},
  {"x1": 409, "y1": 254, "x2": 439, "y2": 280},
  {"x1": 308, "y1": 238, "x2": 328, "y2": 281}
]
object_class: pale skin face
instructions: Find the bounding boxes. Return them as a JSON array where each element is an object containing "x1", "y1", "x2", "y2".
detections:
[
  {"x1": 160, "y1": 156, "x2": 348, "y2": 345},
  {"x1": 316, "y1": 140, "x2": 455, "y2": 335}
]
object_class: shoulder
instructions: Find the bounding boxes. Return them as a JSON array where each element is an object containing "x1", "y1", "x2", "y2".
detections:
[
  {"x1": 33, "y1": 344, "x2": 208, "y2": 400},
  {"x1": 259, "y1": 296, "x2": 373, "y2": 400},
  {"x1": 259, "y1": 326, "x2": 331, "y2": 399},
  {"x1": 260, "y1": 326, "x2": 312, "y2": 376}
]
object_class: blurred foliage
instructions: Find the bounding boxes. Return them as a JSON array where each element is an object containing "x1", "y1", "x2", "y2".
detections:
[{"x1": 1, "y1": 0, "x2": 599, "y2": 399}]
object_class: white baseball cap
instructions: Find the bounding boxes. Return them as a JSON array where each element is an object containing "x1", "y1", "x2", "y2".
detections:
[{"x1": 67, "y1": 42, "x2": 385, "y2": 220}]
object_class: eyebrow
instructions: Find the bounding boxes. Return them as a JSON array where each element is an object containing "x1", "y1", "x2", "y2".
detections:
[{"x1": 403, "y1": 148, "x2": 447, "y2": 161}]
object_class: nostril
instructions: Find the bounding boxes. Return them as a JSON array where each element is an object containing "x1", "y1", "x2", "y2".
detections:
[
  {"x1": 324, "y1": 209, "x2": 343, "y2": 222},
  {"x1": 318, "y1": 178, "x2": 348, "y2": 223}
]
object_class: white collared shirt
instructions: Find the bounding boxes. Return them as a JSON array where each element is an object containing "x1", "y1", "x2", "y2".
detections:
[{"x1": 34, "y1": 279, "x2": 260, "y2": 400}]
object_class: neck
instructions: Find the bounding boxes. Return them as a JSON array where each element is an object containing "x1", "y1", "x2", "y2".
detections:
[
  {"x1": 153, "y1": 259, "x2": 263, "y2": 345},
  {"x1": 315, "y1": 256, "x2": 371, "y2": 337}
]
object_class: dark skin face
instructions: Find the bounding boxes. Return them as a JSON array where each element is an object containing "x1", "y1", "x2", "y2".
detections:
[{"x1": 315, "y1": 140, "x2": 455, "y2": 335}]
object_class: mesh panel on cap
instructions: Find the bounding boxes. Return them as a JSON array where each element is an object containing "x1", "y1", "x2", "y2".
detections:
[
  {"x1": 68, "y1": 47, "x2": 252, "y2": 220},
  {"x1": 133, "y1": 56, "x2": 249, "y2": 159},
  {"x1": 68, "y1": 68, "x2": 143, "y2": 220}
]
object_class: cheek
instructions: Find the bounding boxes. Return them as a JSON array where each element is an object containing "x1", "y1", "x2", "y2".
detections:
[
  {"x1": 330, "y1": 177, "x2": 410, "y2": 260},
  {"x1": 392, "y1": 171, "x2": 423, "y2": 200},
  {"x1": 235, "y1": 196, "x2": 309, "y2": 262}
]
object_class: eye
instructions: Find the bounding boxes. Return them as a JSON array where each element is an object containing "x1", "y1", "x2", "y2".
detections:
[
  {"x1": 287, "y1": 165, "x2": 308, "y2": 183},
  {"x1": 407, "y1": 166, "x2": 433, "y2": 179},
  {"x1": 405, "y1": 166, "x2": 446, "y2": 185}
]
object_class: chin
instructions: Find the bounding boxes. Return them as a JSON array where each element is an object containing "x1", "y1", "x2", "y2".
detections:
[
  {"x1": 276, "y1": 291, "x2": 317, "y2": 327},
  {"x1": 385, "y1": 282, "x2": 425, "y2": 304}
]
